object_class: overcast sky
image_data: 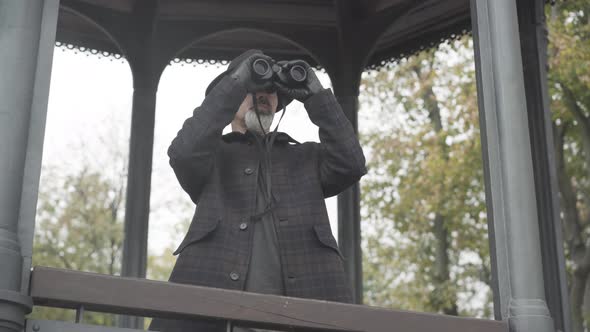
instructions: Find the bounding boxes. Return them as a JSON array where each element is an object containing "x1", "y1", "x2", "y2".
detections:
[{"x1": 42, "y1": 47, "x2": 340, "y2": 256}]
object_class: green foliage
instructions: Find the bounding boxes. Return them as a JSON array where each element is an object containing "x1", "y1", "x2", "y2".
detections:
[
  {"x1": 360, "y1": 0, "x2": 589, "y2": 326},
  {"x1": 360, "y1": 36, "x2": 492, "y2": 317},
  {"x1": 147, "y1": 245, "x2": 177, "y2": 281},
  {"x1": 29, "y1": 163, "x2": 181, "y2": 326},
  {"x1": 547, "y1": 1, "x2": 590, "y2": 331},
  {"x1": 30, "y1": 166, "x2": 125, "y2": 325}
]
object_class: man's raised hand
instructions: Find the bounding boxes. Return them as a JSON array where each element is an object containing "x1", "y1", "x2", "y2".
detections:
[
  {"x1": 273, "y1": 60, "x2": 323, "y2": 102},
  {"x1": 230, "y1": 50, "x2": 275, "y2": 93}
]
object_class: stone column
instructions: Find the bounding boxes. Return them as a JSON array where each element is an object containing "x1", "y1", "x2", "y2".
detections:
[
  {"x1": 0, "y1": 0, "x2": 59, "y2": 331},
  {"x1": 335, "y1": 94, "x2": 363, "y2": 305},
  {"x1": 471, "y1": 0, "x2": 556, "y2": 331}
]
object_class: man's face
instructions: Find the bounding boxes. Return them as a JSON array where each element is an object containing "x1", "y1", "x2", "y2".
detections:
[
  {"x1": 236, "y1": 91, "x2": 278, "y2": 118},
  {"x1": 236, "y1": 91, "x2": 278, "y2": 135}
]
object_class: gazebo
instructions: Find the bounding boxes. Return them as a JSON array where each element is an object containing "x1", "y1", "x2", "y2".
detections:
[{"x1": 0, "y1": 0, "x2": 570, "y2": 331}]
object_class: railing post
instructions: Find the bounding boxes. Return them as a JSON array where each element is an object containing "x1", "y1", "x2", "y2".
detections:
[
  {"x1": 75, "y1": 305, "x2": 85, "y2": 324},
  {"x1": 471, "y1": 0, "x2": 556, "y2": 331},
  {"x1": 0, "y1": 0, "x2": 59, "y2": 331}
]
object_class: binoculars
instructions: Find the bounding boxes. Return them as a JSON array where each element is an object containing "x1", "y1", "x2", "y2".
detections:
[{"x1": 252, "y1": 58, "x2": 307, "y2": 86}]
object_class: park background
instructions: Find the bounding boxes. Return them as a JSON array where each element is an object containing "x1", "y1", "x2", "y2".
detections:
[{"x1": 30, "y1": 1, "x2": 590, "y2": 331}]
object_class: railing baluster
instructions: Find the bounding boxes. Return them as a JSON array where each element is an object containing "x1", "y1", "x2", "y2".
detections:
[{"x1": 75, "y1": 305, "x2": 84, "y2": 323}]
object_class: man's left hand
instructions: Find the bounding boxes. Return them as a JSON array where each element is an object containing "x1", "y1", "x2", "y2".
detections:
[{"x1": 273, "y1": 60, "x2": 323, "y2": 103}]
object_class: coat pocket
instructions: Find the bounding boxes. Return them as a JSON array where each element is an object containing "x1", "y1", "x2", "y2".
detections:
[
  {"x1": 173, "y1": 217, "x2": 221, "y2": 255},
  {"x1": 313, "y1": 224, "x2": 345, "y2": 261}
]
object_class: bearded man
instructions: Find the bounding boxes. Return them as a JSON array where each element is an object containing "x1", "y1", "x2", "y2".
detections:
[{"x1": 149, "y1": 50, "x2": 366, "y2": 331}]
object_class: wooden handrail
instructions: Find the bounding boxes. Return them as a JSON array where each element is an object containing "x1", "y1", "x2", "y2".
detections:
[{"x1": 30, "y1": 266, "x2": 508, "y2": 332}]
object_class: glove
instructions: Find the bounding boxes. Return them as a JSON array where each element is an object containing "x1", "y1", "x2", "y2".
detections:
[
  {"x1": 229, "y1": 51, "x2": 275, "y2": 93},
  {"x1": 273, "y1": 60, "x2": 323, "y2": 102}
]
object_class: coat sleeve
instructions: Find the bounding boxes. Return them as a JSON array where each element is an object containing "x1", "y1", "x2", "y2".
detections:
[
  {"x1": 304, "y1": 88, "x2": 367, "y2": 198},
  {"x1": 168, "y1": 75, "x2": 247, "y2": 203}
]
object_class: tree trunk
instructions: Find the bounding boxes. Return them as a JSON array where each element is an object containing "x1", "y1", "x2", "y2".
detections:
[
  {"x1": 571, "y1": 271, "x2": 588, "y2": 332},
  {"x1": 560, "y1": 83, "x2": 590, "y2": 168},
  {"x1": 416, "y1": 57, "x2": 458, "y2": 315},
  {"x1": 432, "y1": 213, "x2": 458, "y2": 315},
  {"x1": 554, "y1": 123, "x2": 589, "y2": 332}
]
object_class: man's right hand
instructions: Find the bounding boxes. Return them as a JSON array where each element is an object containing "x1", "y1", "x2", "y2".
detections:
[
  {"x1": 229, "y1": 50, "x2": 275, "y2": 93},
  {"x1": 273, "y1": 60, "x2": 323, "y2": 103}
]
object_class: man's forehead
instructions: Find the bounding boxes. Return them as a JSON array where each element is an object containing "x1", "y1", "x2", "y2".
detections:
[{"x1": 250, "y1": 91, "x2": 277, "y2": 97}]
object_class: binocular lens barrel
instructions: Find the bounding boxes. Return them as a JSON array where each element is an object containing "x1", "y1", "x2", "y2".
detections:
[
  {"x1": 289, "y1": 65, "x2": 307, "y2": 83},
  {"x1": 251, "y1": 58, "x2": 308, "y2": 85},
  {"x1": 252, "y1": 58, "x2": 272, "y2": 77}
]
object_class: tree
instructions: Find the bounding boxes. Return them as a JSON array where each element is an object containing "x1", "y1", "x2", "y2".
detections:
[
  {"x1": 30, "y1": 165, "x2": 125, "y2": 325},
  {"x1": 360, "y1": 36, "x2": 492, "y2": 317},
  {"x1": 360, "y1": 1, "x2": 590, "y2": 327},
  {"x1": 30, "y1": 162, "x2": 183, "y2": 325},
  {"x1": 548, "y1": 1, "x2": 590, "y2": 331},
  {"x1": 28, "y1": 115, "x2": 183, "y2": 324}
]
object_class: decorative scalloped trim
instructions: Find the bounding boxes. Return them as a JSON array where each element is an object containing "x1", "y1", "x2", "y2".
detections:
[
  {"x1": 170, "y1": 57, "x2": 229, "y2": 67},
  {"x1": 56, "y1": 32, "x2": 469, "y2": 71},
  {"x1": 55, "y1": 41, "x2": 124, "y2": 60},
  {"x1": 55, "y1": 41, "x2": 326, "y2": 70},
  {"x1": 55, "y1": 0, "x2": 558, "y2": 71},
  {"x1": 365, "y1": 28, "x2": 472, "y2": 72}
]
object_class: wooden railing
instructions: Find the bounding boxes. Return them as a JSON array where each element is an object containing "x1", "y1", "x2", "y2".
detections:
[{"x1": 29, "y1": 266, "x2": 508, "y2": 332}]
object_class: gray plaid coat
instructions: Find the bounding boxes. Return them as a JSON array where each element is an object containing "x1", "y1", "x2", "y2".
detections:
[{"x1": 150, "y1": 76, "x2": 366, "y2": 332}]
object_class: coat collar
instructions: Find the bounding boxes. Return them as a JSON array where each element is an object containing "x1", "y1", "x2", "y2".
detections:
[{"x1": 222, "y1": 130, "x2": 301, "y2": 145}]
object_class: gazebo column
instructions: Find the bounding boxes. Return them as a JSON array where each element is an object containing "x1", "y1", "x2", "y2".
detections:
[
  {"x1": 516, "y1": 0, "x2": 570, "y2": 331},
  {"x1": 120, "y1": 79, "x2": 157, "y2": 328},
  {"x1": 329, "y1": 0, "x2": 374, "y2": 304},
  {"x1": 122, "y1": 83, "x2": 157, "y2": 279},
  {"x1": 0, "y1": 1, "x2": 59, "y2": 331},
  {"x1": 471, "y1": 0, "x2": 555, "y2": 331},
  {"x1": 332, "y1": 81, "x2": 363, "y2": 305},
  {"x1": 119, "y1": 1, "x2": 160, "y2": 328}
]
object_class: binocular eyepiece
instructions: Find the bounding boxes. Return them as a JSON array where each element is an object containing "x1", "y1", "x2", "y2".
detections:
[{"x1": 252, "y1": 58, "x2": 307, "y2": 86}]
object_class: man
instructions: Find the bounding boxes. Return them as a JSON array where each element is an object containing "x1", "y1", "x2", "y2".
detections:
[{"x1": 150, "y1": 50, "x2": 366, "y2": 331}]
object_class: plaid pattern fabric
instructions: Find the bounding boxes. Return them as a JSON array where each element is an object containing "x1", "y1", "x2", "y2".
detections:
[{"x1": 149, "y1": 77, "x2": 366, "y2": 332}]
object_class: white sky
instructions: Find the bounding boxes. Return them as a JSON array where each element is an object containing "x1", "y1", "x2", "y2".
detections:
[{"x1": 42, "y1": 47, "x2": 338, "y2": 255}]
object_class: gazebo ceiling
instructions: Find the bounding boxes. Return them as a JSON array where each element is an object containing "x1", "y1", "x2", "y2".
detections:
[{"x1": 56, "y1": 0, "x2": 471, "y2": 70}]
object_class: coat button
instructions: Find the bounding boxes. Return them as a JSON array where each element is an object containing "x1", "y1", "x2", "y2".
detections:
[
  {"x1": 230, "y1": 272, "x2": 240, "y2": 281},
  {"x1": 244, "y1": 167, "x2": 254, "y2": 175},
  {"x1": 239, "y1": 222, "x2": 248, "y2": 230}
]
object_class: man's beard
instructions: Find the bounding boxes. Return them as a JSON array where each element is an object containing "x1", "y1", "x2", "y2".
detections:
[{"x1": 245, "y1": 109, "x2": 274, "y2": 136}]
